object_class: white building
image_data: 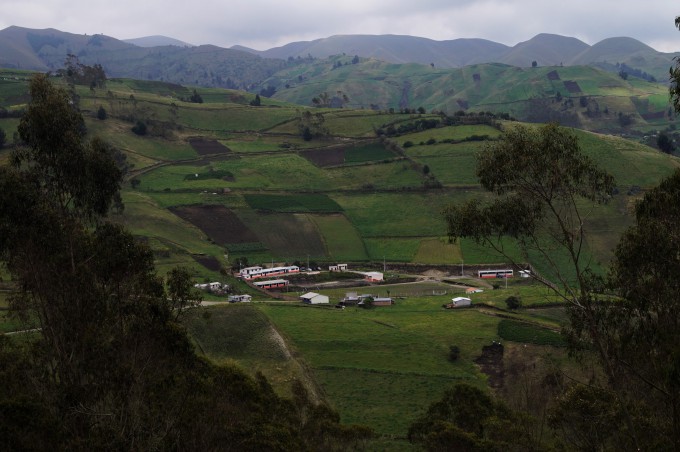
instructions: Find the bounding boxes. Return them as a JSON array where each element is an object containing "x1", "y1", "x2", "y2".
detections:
[
  {"x1": 300, "y1": 292, "x2": 330, "y2": 304},
  {"x1": 451, "y1": 297, "x2": 472, "y2": 307},
  {"x1": 364, "y1": 271, "x2": 384, "y2": 282},
  {"x1": 228, "y1": 294, "x2": 252, "y2": 303}
]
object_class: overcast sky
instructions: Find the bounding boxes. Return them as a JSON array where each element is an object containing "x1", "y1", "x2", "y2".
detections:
[{"x1": 2, "y1": 0, "x2": 679, "y2": 52}]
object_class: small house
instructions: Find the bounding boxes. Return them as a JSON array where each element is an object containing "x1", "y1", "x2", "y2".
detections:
[
  {"x1": 253, "y1": 279, "x2": 289, "y2": 290},
  {"x1": 372, "y1": 297, "x2": 394, "y2": 306},
  {"x1": 364, "y1": 271, "x2": 384, "y2": 282},
  {"x1": 451, "y1": 297, "x2": 471, "y2": 307},
  {"x1": 300, "y1": 292, "x2": 330, "y2": 304},
  {"x1": 466, "y1": 287, "x2": 483, "y2": 294},
  {"x1": 228, "y1": 294, "x2": 252, "y2": 303},
  {"x1": 329, "y1": 264, "x2": 348, "y2": 272},
  {"x1": 519, "y1": 270, "x2": 531, "y2": 278}
]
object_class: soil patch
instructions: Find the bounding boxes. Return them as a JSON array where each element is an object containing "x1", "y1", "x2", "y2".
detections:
[
  {"x1": 188, "y1": 138, "x2": 231, "y2": 156},
  {"x1": 300, "y1": 147, "x2": 346, "y2": 167},
  {"x1": 474, "y1": 342, "x2": 504, "y2": 389},
  {"x1": 169, "y1": 205, "x2": 259, "y2": 245},
  {"x1": 563, "y1": 80, "x2": 582, "y2": 93},
  {"x1": 193, "y1": 254, "x2": 222, "y2": 272}
]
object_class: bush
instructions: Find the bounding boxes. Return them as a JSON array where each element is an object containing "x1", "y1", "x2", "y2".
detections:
[
  {"x1": 505, "y1": 296, "x2": 522, "y2": 310},
  {"x1": 131, "y1": 121, "x2": 147, "y2": 136},
  {"x1": 448, "y1": 345, "x2": 460, "y2": 362}
]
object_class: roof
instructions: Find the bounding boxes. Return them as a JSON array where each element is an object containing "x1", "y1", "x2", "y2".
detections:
[
  {"x1": 300, "y1": 292, "x2": 321, "y2": 300},
  {"x1": 253, "y1": 279, "x2": 288, "y2": 286}
]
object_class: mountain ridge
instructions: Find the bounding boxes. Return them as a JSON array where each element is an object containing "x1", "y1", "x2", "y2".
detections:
[{"x1": 0, "y1": 26, "x2": 677, "y2": 87}]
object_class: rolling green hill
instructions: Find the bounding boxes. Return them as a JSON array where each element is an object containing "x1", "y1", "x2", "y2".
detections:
[
  {"x1": 1, "y1": 70, "x2": 679, "y2": 284},
  {"x1": 263, "y1": 57, "x2": 674, "y2": 132}
]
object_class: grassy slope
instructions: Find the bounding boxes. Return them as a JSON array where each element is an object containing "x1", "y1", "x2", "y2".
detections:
[{"x1": 3, "y1": 69, "x2": 680, "y2": 274}]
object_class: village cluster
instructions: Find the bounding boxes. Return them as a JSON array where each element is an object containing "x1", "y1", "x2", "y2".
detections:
[{"x1": 194, "y1": 263, "x2": 530, "y2": 308}]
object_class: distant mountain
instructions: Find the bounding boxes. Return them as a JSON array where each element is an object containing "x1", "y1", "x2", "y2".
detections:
[
  {"x1": 0, "y1": 26, "x2": 286, "y2": 89},
  {"x1": 235, "y1": 33, "x2": 678, "y2": 82},
  {"x1": 235, "y1": 34, "x2": 510, "y2": 68},
  {"x1": 1, "y1": 26, "x2": 678, "y2": 89},
  {"x1": 123, "y1": 35, "x2": 194, "y2": 48},
  {"x1": 498, "y1": 33, "x2": 590, "y2": 67}
]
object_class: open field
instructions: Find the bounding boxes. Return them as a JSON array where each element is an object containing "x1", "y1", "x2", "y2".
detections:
[{"x1": 255, "y1": 279, "x2": 569, "y2": 437}]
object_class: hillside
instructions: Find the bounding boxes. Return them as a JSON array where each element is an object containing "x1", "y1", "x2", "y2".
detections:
[
  {"x1": 238, "y1": 32, "x2": 679, "y2": 81},
  {"x1": 261, "y1": 56, "x2": 673, "y2": 133},
  {"x1": 2, "y1": 70, "x2": 677, "y2": 283}
]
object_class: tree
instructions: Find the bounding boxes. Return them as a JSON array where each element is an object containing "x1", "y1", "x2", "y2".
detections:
[
  {"x1": 189, "y1": 89, "x2": 203, "y2": 103},
  {"x1": 352, "y1": 55, "x2": 360, "y2": 64},
  {"x1": 96, "y1": 105, "x2": 107, "y2": 120},
  {"x1": 0, "y1": 127, "x2": 5, "y2": 149},
  {"x1": 532, "y1": 61, "x2": 538, "y2": 68},
  {"x1": 408, "y1": 383, "x2": 535, "y2": 450},
  {"x1": 657, "y1": 131, "x2": 675, "y2": 153},
  {"x1": 249, "y1": 93, "x2": 261, "y2": 106},
  {"x1": 448, "y1": 345, "x2": 460, "y2": 362},
  {"x1": 671, "y1": 17, "x2": 680, "y2": 112},
  {"x1": 131, "y1": 120, "x2": 147, "y2": 135},
  {"x1": 579, "y1": 168, "x2": 680, "y2": 449},
  {"x1": 505, "y1": 296, "x2": 522, "y2": 310}
]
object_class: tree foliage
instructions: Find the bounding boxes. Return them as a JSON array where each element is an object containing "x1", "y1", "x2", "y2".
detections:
[
  {"x1": 408, "y1": 383, "x2": 535, "y2": 451},
  {"x1": 444, "y1": 122, "x2": 614, "y2": 298},
  {"x1": 561, "y1": 168, "x2": 680, "y2": 449}
]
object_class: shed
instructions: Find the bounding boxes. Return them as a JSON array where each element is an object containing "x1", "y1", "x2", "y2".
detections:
[
  {"x1": 372, "y1": 297, "x2": 394, "y2": 306},
  {"x1": 451, "y1": 297, "x2": 472, "y2": 307},
  {"x1": 364, "y1": 271, "x2": 384, "y2": 282},
  {"x1": 466, "y1": 287, "x2": 483, "y2": 294},
  {"x1": 228, "y1": 294, "x2": 252, "y2": 303},
  {"x1": 329, "y1": 264, "x2": 348, "y2": 272},
  {"x1": 300, "y1": 292, "x2": 330, "y2": 304}
]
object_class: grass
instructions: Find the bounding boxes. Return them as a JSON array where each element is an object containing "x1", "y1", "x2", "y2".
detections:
[
  {"x1": 413, "y1": 237, "x2": 462, "y2": 264},
  {"x1": 310, "y1": 214, "x2": 369, "y2": 261},
  {"x1": 258, "y1": 297, "x2": 503, "y2": 436},
  {"x1": 244, "y1": 193, "x2": 343, "y2": 213},
  {"x1": 364, "y1": 237, "x2": 421, "y2": 262},
  {"x1": 182, "y1": 304, "x2": 309, "y2": 398},
  {"x1": 497, "y1": 319, "x2": 566, "y2": 347}
]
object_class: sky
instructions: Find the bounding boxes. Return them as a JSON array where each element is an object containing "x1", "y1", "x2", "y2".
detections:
[{"x1": 1, "y1": 0, "x2": 679, "y2": 52}]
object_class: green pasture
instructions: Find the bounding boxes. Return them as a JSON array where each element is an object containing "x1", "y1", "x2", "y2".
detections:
[
  {"x1": 86, "y1": 118, "x2": 198, "y2": 160},
  {"x1": 321, "y1": 111, "x2": 404, "y2": 137},
  {"x1": 141, "y1": 190, "x2": 247, "y2": 209},
  {"x1": 575, "y1": 129, "x2": 680, "y2": 187},
  {"x1": 402, "y1": 124, "x2": 500, "y2": 145},
  {"x1": 120, "y1": 192, "x2": 221, "y2": 257},
  {"x1": 413, "y1": 237, "x2": 462, "y2": 264},
  {"x1": 234, "y1": 210, "x2": 328, "y2": 260},
  {"x1": 364, "y1": 237, "x2": 421, "y2": 262},
  {"x1": 177, "y1": 104, "x2": 298, "y2": 132},
  {"x1": 407, "y1": 141, "x2": 485, "y2": 185},
  {"x1": 334, "y1": 191, "x2": 467, "y2": 238},
  {"x1": 343, "y1": 142, "x2": 396, "y2": 164},
  {"x1": 498, "y1": 319, "x2": 566, "y2": 347},
  {"x1": 259, "y1": 300, "x2": 501, "y2": 435},
  {"x1": 182, "y1": 304, "x2": 308, "y2": 398},
  {"x1": 244, "y1": 193, "x2": 343, "y2": 213},
  {"x1": 310, "y1": 214, "x2": 369, "y2": 261}
]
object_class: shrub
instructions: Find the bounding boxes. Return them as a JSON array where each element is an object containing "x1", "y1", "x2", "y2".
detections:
[
  {"x1": 505, "y1": 296, "x2": 522, "y2": 310},
  {"x1": 448, "y1": 345, "x2": 460, "y2": 362}
]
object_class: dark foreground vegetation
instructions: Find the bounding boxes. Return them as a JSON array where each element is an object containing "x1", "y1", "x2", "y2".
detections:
[{"x1": 0, "y1": 75, "x2": 371, "y2": 450}]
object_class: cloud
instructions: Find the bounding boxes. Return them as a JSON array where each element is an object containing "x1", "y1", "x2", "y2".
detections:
[{"x1": 0, "y1": 0, "x2": 678, "y2": 51}]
